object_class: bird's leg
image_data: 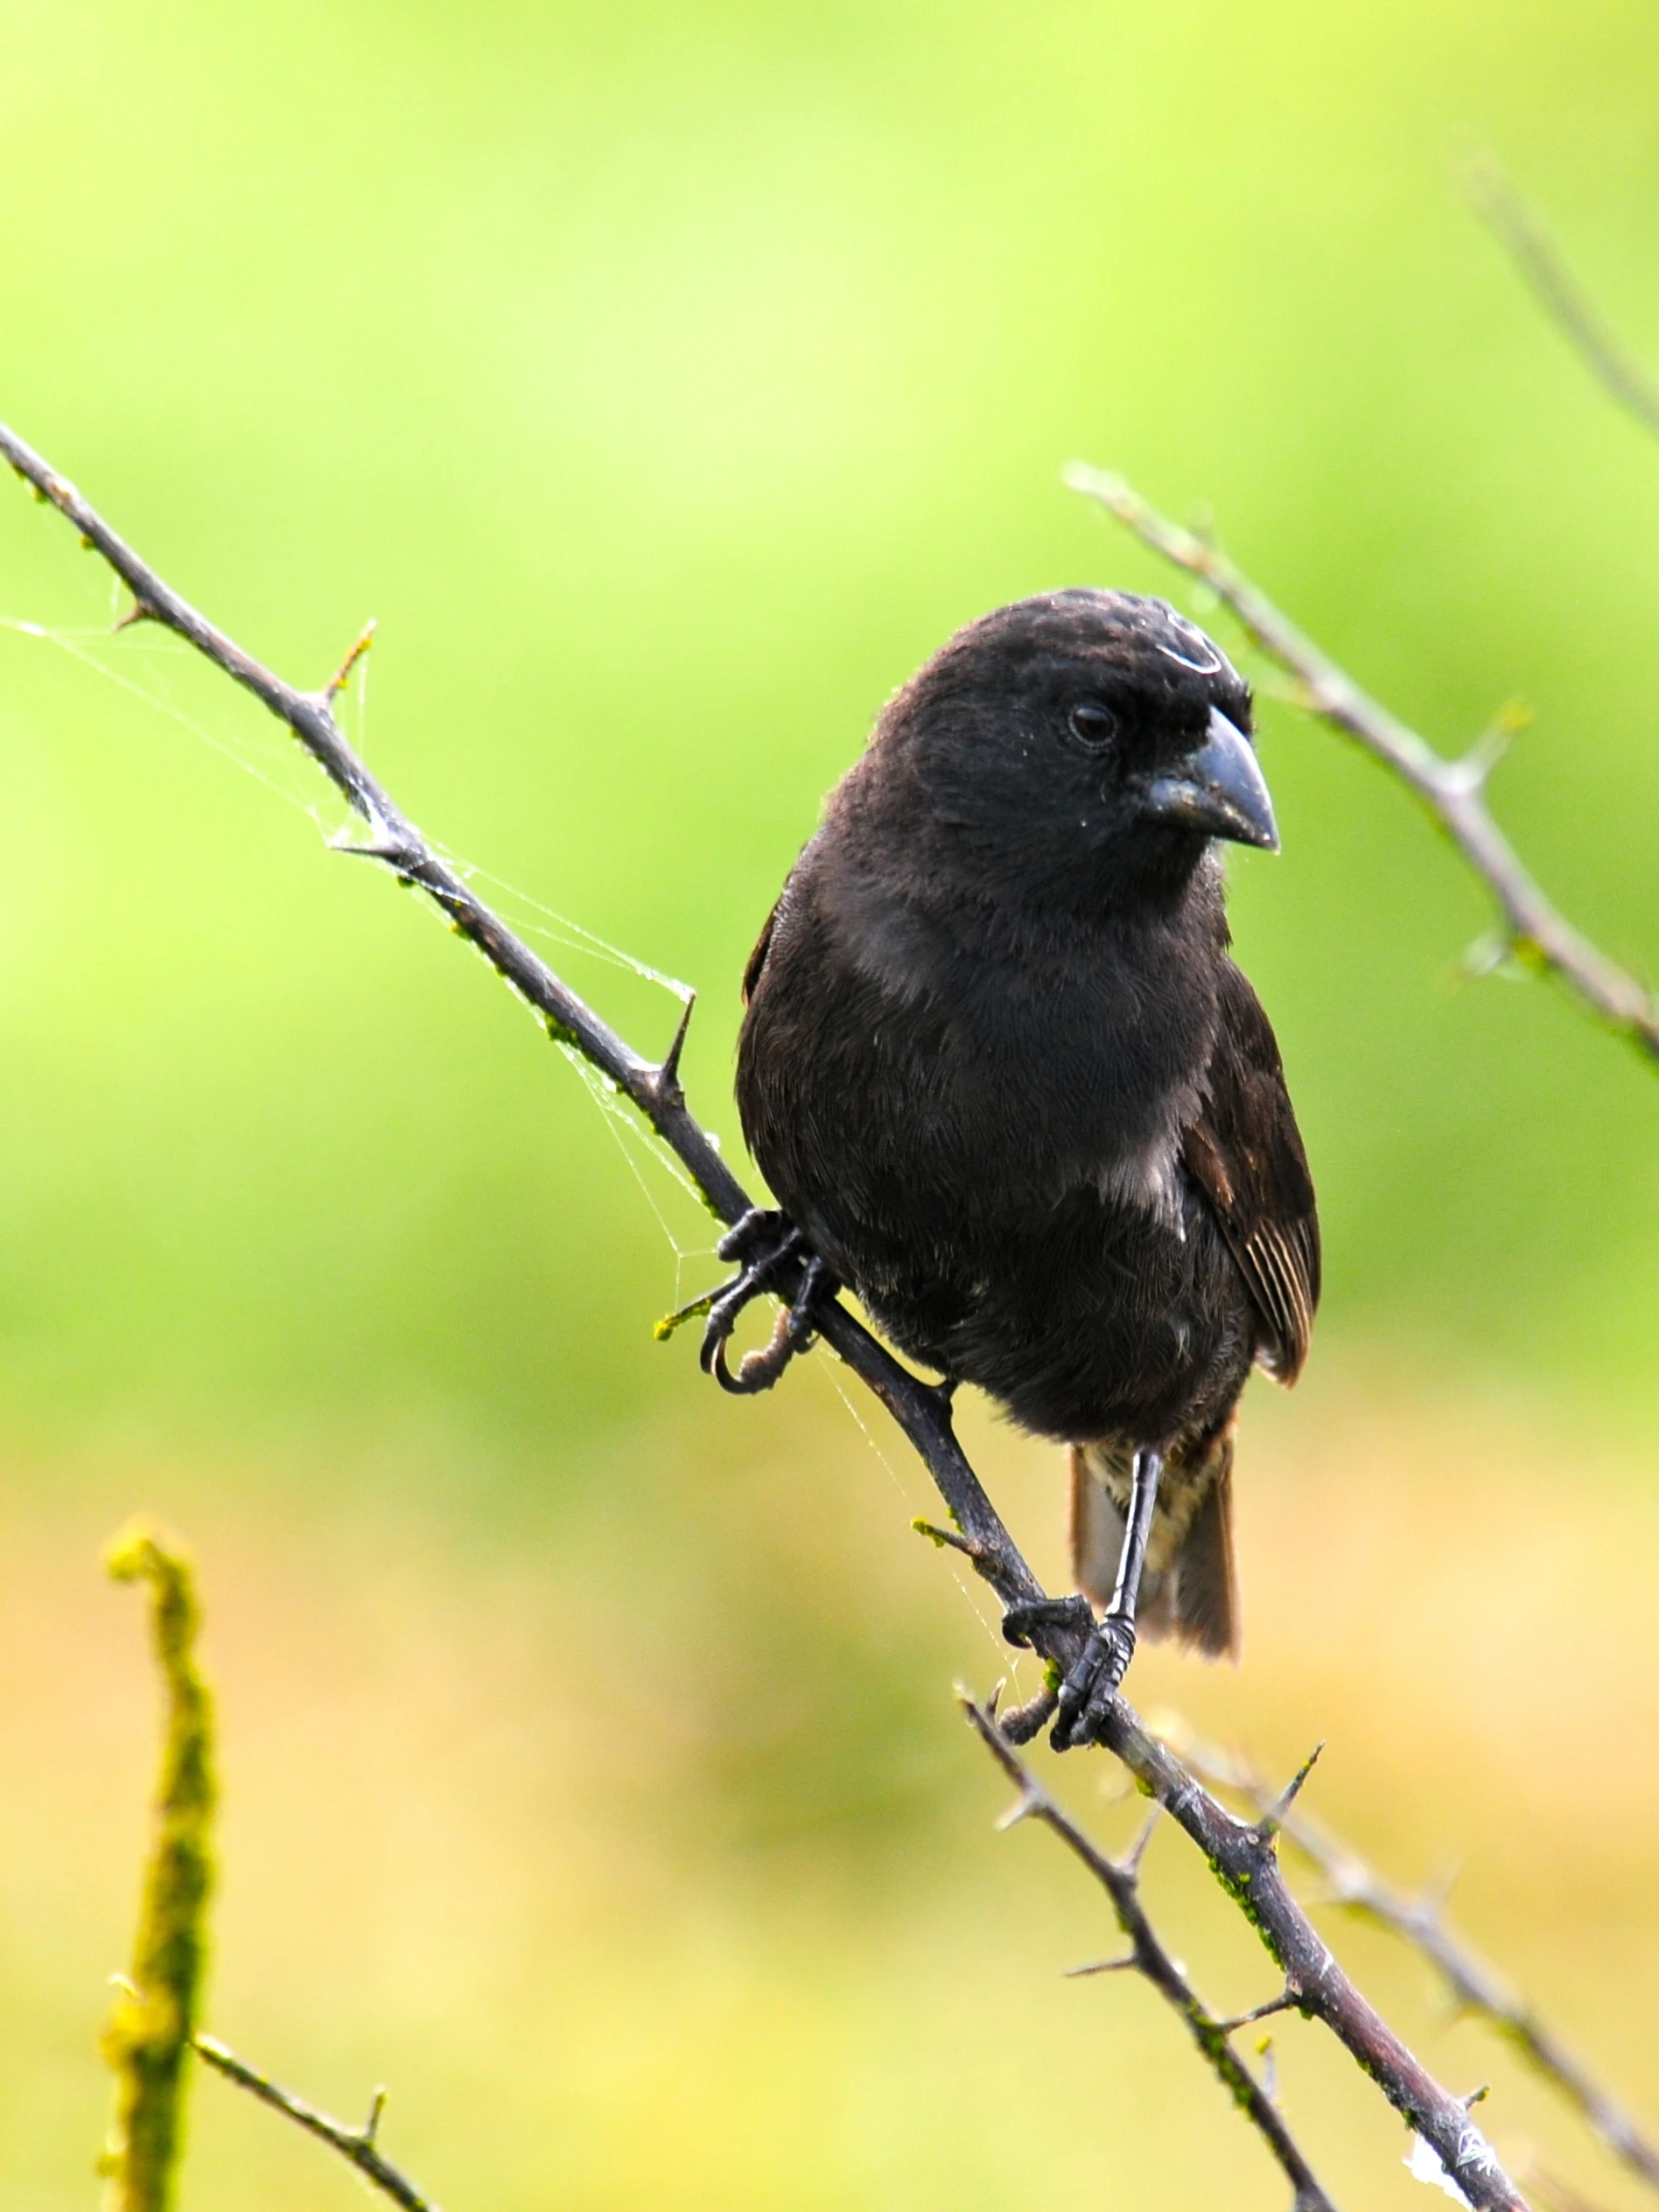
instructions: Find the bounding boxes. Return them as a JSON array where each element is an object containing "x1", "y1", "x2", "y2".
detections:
[
  {"x1": 1051, "y1": 1446, "x2": 1164, "y2": 1752},
  {"x1": 700, "y1": 1209, "x2": 836, "y2": 1395}
]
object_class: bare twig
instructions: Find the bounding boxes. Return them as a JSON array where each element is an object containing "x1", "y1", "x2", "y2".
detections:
[
  {"x1": 1464, "y1": 159, "x2": 1659, "y2": 443},
  {"x1": 102, "y1": 1526, "x2": 433, "y2": 2210},
  {"x1": 0, "y1": 416, "x2": 1028, "y2": 1630},
  {"x1": 964, "y1": 1695, "x2": 1337, "y2": 2212},
  {"x1": 195, "y1": 2037, "x2": 436, "y2": 2212},
  {"x1": 324, "y1": 618, "x2": 376, "y2": 705},
  {"x1": 1, "y1": 419, "x2": 1529, "y2": 2210},
  {"x1": 1066, "y1": 465, "x2": 1659, "y2": 1064},
  {"x1": 1053, "y1": 1702, "x2": 1526, "y2": 2207},
  {"x1": 1179, "y1": 1735, "x2": 1659, "y2": 2197}
]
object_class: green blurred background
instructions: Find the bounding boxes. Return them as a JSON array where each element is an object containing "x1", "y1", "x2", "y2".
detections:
[{"x1": 2, "y1": 2, "x2": 1657, "y2": 2207}]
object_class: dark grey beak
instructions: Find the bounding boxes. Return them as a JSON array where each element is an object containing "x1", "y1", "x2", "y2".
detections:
[{"x1": 1140, "y1": 706, "x2": 1279, "y2": 851}]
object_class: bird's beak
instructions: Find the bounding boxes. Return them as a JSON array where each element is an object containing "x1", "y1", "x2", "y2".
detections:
[{"x1": 1141, "y1": 706, "x2": 1280, "y2": 851}]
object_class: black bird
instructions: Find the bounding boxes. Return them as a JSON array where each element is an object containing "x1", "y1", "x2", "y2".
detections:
[{"x1": 707, "y1": 590, "x2": 1318, "y2": 1748}]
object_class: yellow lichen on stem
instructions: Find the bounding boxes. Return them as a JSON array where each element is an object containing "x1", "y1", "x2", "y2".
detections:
[{"x1": 99, "y1": 1521, "x2": 217, "y2": 2212}]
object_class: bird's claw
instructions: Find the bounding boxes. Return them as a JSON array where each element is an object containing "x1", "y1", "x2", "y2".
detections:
[
  {"x1": 1050, "y1": 1614, "x2": 1137, "y2": 1751},
  {"x1": 998, "y1": 1595, "x2": 1134, "y2": 1753},
  {"x1": 999, "y1": 1593, "x2": 1096, "y2": 1651},
  {"x1": 699, "y1": 1208, "x2": 833, "y2": 1395}
]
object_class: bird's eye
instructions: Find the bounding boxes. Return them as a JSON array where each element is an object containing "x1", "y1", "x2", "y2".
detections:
[{"x1": 1067, "y1": 702, "x2": 1116, "y2": 750}]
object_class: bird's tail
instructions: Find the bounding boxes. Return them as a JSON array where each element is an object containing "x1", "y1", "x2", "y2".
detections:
[{"x1": 1069, "y1": 1423, "x2": 1239, "y2": 1660}]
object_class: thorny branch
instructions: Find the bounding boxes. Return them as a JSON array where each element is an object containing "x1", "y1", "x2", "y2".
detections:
[
  {"x1": 195, "y1": 2037, "x2": 437, "y2": 2212},
  {"x1": 1065, "y1": 466, "x2": 1659, "y2": 1065},
  {"x1": 0, "y1": 417, "x2": 1529, "y2": 2209},
  {"x1": 1178, "y1": 1734, "x2": 1659, "y2": 2198},
  {"x1": 963, "y1": 1696, "x2": 1337, "y2": 2212}
]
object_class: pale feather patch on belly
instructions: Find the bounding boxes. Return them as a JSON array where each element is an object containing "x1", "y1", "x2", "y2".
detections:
[
  {"x1": 1076, "y1": 1439, "x2": 1212, "y2": 1576},
  {"x1": 1093, "y1": 1131, "x2": 1185, "y2": 1237}
]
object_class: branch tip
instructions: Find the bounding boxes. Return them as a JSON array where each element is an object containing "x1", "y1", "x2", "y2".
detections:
[
  {"x1": 911, "y1": 1515, "x2": 979, "y2": 1559},
  {"x1": 323, "y1": 620, "x2": 376, "y2": 703}
]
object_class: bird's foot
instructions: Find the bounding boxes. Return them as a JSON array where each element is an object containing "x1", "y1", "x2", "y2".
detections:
[
  {"x1": 999, "y1": 1594, "x2": 1133, "y2": 1753},
  {"x1": 699, "y1": 1208, "x2": 833, "y2": 1395},
  {"x1": 999, "y1": 1593, "x2": 1097, "y2": 1652},
  {"x1": 1050, "y1": 1613, "x2": 1137, "y2": 1751}
]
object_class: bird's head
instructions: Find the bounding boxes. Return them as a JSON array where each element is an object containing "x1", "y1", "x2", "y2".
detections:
[{"x1": 872, "y1": 589, "x2": 1276, "y2": 915}]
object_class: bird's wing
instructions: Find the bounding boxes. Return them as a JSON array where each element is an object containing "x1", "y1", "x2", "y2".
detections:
[
  {"x1": 741, "y1": 898, "x2": 782, "y2": 1005},
  {"x1": 1182, "y1": 961, "x2": 1320, "y2": 1382}
]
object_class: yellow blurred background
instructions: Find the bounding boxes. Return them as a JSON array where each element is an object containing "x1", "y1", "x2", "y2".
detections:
[{"x1": 1, "y1": 2, "x2": 1657, "y2": 2206}]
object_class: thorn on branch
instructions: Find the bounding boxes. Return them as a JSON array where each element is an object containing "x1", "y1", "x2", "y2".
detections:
[
  {"x1": 1446, "y1": 714, "x2": 1522, "y2": 797},
  {"x1": 195, "y1": 2035, "x2": 438, "y2": 2212},
  {"x1": 911, "y1": 1515, "x2": 981, "y2": 1560},
  {"x1": 1458, "y1": 930, "x2": 1521, "y2": 983},
  {"x1": 653, "y1": 990, "x2": 696, "y2": 1110},
  {"x1": 1120, "y1": 1805, "x2": 1162, "y2": 1880},
  {"x1": 994, "y1": 1788, "x2": 1043, "y2": 1833},
  {"x1": 323, "y1": 620, "x2": 376, "y2": 705},
  {"x1": 961, "y1": 1694, "x2": 1341, "y2": 2211},
  {"x1": 1214, "y1": 1990, "x2": 1299, "y2": 2035},
  {"x1": 113, "y1": 598, "x2": 158, "y2": 633},
  {"x1": 1179, "y1": 1718, "x2": 1659, "y2": 2198},
  {"x1": 329, "y1": 821, "x2": 417, "y2": 870},
  {"x1": 1421, "y1": 1859, "x2": 1461, "y2": 1918},
  {"x1": 1255, "y1": 1742, "x2": 1325, "y2": 1843}
]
